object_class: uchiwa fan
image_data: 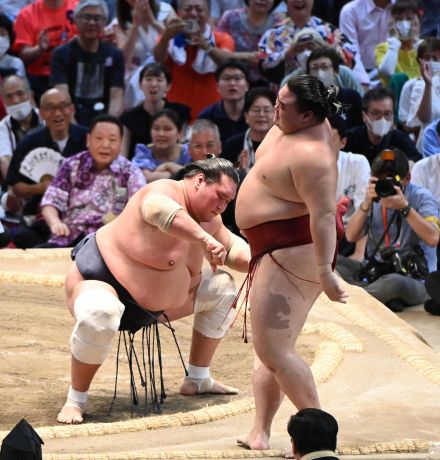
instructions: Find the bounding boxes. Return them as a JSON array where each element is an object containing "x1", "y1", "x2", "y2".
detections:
[{"x1": 19, "y1": 147, "x2": 64, "y2": 182}]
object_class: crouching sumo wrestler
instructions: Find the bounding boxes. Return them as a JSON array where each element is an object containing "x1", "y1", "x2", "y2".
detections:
[{"x1": 57, "y1": 157, "x2": 250, "y2": 424}]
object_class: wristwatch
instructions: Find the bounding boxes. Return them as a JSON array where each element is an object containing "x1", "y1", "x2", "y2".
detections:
[{"x1": 399, "y1": 204, "x2": 412, "y2": 218}]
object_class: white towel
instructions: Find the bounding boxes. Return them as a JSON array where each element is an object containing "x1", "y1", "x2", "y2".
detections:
[{"x1": 168, "y1": 24, "x2": 217, "y2": 74}]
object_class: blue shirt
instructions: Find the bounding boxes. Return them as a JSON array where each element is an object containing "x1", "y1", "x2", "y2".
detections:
[{"x1": 366, "y1": 182, "x2": 439, "y2": 272}]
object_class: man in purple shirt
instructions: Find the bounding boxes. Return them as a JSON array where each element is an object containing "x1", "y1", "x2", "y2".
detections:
[{"x1": 41, "y1": 114, "x2": 145, "y2": 247}]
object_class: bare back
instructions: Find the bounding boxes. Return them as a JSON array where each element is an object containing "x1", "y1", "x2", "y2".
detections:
[{"x1": 236, "y1": 122, "x2": 337, "y2": 230}]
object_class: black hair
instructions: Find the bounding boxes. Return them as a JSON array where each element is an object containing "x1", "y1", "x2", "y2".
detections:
[
  {"x1": 391, "y1": 0, "x2": 420, "y2": 17},
  {"x1": 89, "y1": 114, "x2": 124, "y2": 137},
  {"x1": 287, "y1": 409, "x2": 338, "y2": 456},
  {"x1": 286, "y1": 75, "x2": 337, "y2": 122},
  {"x1": 436, "y1": 120, "x2": 440, "y2": 137},
  {"x1": 182, "y1": 157, "x2": 239, "y2": 185},
  {"x1": 116, "y1": 0, "x2": 159, "y2": 30},
  {"x1": 244, "y1": 86, "x2": 276, "y2": 113},
  {"x1": 0, "y1": 13, "x2": 14, "y2": 49},
  {"x1": 327, "y1": 114, "x2": 347, "y2": 139},
  {"x1": 139, "y1": 62, "x2": 172, "y2": 84},
  {"x1": 371, "y1": 148, "x2": 410, "y2": 178},
  {"x1": 306, "y1": 46, "x2": 343, "y2": 73},
  {"x1": 151, "y1": 108, "x2": 184, "y2": 131},
  {"x1": 243, "y1": 0, "x2": 282, "y2": 13},
  {"x1": 215, "y1": 59, "x2": 250, "y2": 83},
  {"x1": 361, "y1": 87, "x2": 395, "y2": 113},
  {"x1": 416, "y1": 37, "x2": 440, "y2": 60}
]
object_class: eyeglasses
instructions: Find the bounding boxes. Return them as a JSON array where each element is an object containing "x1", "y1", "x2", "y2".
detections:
[
  {"x1": 368, "y1": 110, "x2": 394, "y2": 120},
  {"x1": 41, "y1": 102, "x2": 72, "y2": 114},
  {"x1": 77, "y1": 13, "x2": 106, "y2": 24},
  {"x1": 220, "y1": 75, "x2": 246, "y2": 83},
  {"x1": 249, "y1": 107, "x2": 274, "y2": 115}
]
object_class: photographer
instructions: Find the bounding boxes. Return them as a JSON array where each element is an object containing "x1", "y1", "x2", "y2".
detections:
[{"x1": 336, "y1": 148, "x2": 439, "y2": 312}]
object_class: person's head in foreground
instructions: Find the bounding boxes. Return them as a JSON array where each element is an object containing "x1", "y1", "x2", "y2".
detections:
[
  {"x1": 182, "y1": 157, "x2": 239, "y2": 222},
  {"x1": 274, "y1": 74, "x2": 333, "y2": 134},
  {"x1": 287, "y1": 408, "x2": 339, "y2": 460}
]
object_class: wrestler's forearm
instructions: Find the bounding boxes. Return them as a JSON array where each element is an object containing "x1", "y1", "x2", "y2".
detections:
[
  {"x1": 310, "y1": 212, "x2": 337, "y2": 268},
  {"x1": 224, "y1": 250, "x2": 250, "y2": 273}
]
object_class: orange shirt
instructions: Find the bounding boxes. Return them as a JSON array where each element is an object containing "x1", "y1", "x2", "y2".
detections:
[
  {"x1": 13, "y1": 0, "x2": 79, "y2": 77},
  {"x1": 166, "y1": 30, "x2": 234, "y2": 121}
]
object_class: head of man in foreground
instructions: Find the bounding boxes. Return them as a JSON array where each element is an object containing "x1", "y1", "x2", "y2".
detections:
[{"x1": 288, "y1": 408, "x2": 339, "y2": 460}]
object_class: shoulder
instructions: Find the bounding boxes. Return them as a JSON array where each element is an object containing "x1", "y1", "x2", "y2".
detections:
[
  {"x1": 213, "y1": 30, "x2": 234, "y2": 48},
  {"x1": 70, "y1": 124, "x2": 89, "y2": 138},
  {"x1": 143, "y1": 178, "x2": 183, "y2": 201},
  {"x1": 198, "y1": 102, "x2": 220, "y2": 118}
]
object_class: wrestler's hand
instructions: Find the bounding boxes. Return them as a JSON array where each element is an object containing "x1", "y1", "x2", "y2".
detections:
[
  {"x1": 202, "y1": 234, "x2": 227, "y2": 271},
  {"x1": 320, "y1": 272, "x2": 348, "y2": 303}
]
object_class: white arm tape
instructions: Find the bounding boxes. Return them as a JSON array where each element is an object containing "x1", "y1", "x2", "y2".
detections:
[
  {"x1": 141, "y1": 193, "x2": 183, "y2": 232},
  {"x1": 225, "y1": 230, "x2": 248, "y2": 266}
]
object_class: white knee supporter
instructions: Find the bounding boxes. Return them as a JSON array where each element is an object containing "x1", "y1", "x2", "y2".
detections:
[
  {"x1": 193, "y1": 269, "x2": 237, "y2": 339},
  {"x1": 70, "y1": 289, "x2": 125, "y2": 365}
]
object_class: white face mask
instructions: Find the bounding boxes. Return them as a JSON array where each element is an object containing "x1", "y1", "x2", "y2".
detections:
[
  {"x1": 367, "y1": 116, "x2": 393, "y2": 137},
  {"x1": 7, "y1": 100, "x2": 33, "y2": 121},
  {"x1": 395, "y1": 20, "x2": 412, "y2": 40},
  {"x1": 316, "y1": 69, "x2": 335, "y2": 87},
  {"x1": 0, "y1": 36, "x2": 10, "y2": 57},
  {"x1": 429, "y1": 61, "x2": 440, "y2": 76},
  {"x1": 296, "y1": 49, "x2": 312, "y2": 70}
]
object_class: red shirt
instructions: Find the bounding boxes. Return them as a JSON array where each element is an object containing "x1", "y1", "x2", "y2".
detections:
[
  {"x1": 13, "y1": 0, "x2": 79, "y2": 77},
  {"x1": 166, "y1": 30, "x2": 234, "y2": 121}
]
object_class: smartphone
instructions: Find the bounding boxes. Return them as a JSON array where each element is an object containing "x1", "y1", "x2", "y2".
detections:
[{"x1": 184, "y1": 19, "x2": 199, "y2": 34}]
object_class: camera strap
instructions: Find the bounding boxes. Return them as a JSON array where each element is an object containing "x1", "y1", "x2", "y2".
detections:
[{"x1": 367, "y1": 206, "x2": 402, "y2": 261}]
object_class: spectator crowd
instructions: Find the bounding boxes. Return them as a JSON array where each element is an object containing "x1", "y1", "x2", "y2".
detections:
[{"x1": 0, "y1": 0, "x2": 440, "y2": 315}]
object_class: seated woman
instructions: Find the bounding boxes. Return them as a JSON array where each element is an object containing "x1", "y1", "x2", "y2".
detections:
[
  {"x1": 399, "y1": 37, "x2": 440, "y2": 152},
  {"x1": 120, "y1": 62, "x2": 190, "y2": 159},
  {"x1": 132, "y1": 109, "x2": 191, "y2": 182},
  {"x1": 0, "y1": 13, "x2": 26, "y2": 79},
  {"x1": 215, "y1": 0, "x2": 285, "y2": 86},
  {"x1": 375, "y1": 0, "x2": 421, "y2": 89},
  {"x1": 113, "y1": 0, "x2": 176, "y2": 108}
]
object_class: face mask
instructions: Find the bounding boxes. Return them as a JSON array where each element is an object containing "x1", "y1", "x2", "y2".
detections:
[
  {"x1": 395, "y1": 20, "x2": 412, "y2": 40},
  {"x1": 7, "y1": 100, "x2": 33, "y2": 121},
  {"x1": 429, "y1": 61, "x2": 440, "y2": 76},
  {"x1": 0, "y1": 36, "x2": 10, "y2": 57},
  {"x1": 316, "y1": 69, "x2": 335, "y2": 87},
  {"x1": 296, "y1": 49, "x2": 312, "y2": 70},
  {"x1": 367, "y1": 116, "x2": 393, "y2": 137}
]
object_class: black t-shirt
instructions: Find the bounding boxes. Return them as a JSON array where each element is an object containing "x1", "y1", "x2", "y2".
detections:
[
  {"x1": 222, "y1": 132, "x2": 261, "y2": 164},
  {"x1": 120, "y1": 101, "x2": 191, "y2": 160},
  {"x1": 51, "y1": 38, "x2": 125, "y2": 127},
  {"x1": 345, "y1": 125, "x2": 422, "y2": 164}
]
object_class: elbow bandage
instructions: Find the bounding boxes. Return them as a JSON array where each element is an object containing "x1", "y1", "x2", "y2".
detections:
[
  {"x1": 225, "y1": 231, "x2": 248, "y2": 266},
  {"x1": 141, "y1": 194, "x2": 183, "y2": 232},
  {"x1": 193, "y1": 268, "x2": 237, "y2": 339},
  {"x1": 70, "y1": 289, "x2": 125, "y2": 365}
]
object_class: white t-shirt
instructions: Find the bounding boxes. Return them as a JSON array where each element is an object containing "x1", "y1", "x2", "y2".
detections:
[
  {"x1": 336, "y1": 150, "x2": 371, "y2": 224},
  {"x1": 398, "y1": 75, "x2": 440, "y2": 152},
  {"x1": 411, "y1": 154, "x2": 440, "y2": 206}
]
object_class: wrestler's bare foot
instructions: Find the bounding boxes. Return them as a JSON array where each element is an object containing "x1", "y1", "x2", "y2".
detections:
[
  {"x1": 57, "y1": 403, "x2": 84, "y2": 424},
  {"x1": 180, "y1": 376, "x2": 239, "y2": 395},
  {"x1": 237, "y1": 431, "x2": 270, "y2": 451}
]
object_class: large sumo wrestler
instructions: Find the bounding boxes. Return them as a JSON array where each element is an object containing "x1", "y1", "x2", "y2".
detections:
[
  {"x1": 235, "y1": 75, "x2": 348, "y2": 450},
  {"x1": 57, "y1": 157, "x2": 250, "y2": 424}
]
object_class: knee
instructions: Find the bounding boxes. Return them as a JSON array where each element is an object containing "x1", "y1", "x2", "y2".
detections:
[
  {"x1": 193, "y1": 270, "x2": 237, "y2": 339},
  {"x1": 254, "y1": 340, "x2": 290, "y2": 372},
  {"x1": 70, "y1": 289, "x2": 125, "y2": 365}
]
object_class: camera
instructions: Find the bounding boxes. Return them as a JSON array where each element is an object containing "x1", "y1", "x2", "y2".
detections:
[
  {"x1": 356, "y1": 246, "x2": 404, "y2": 283},
  {"x1": 373, "y1": 149, "x2": 402, "y2": 200},
  {"x1": 184, "y1": 19, "x2": 199, "y2": 34}
]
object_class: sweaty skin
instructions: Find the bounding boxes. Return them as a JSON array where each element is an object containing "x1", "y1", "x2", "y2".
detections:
[{"x1": 235, "y1": 96, "x2": 347, "y2": 449}]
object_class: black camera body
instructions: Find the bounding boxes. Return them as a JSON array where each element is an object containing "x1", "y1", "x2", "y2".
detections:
[{"x1": 375, "y1": 175, "x2": 401, "y2": 198}]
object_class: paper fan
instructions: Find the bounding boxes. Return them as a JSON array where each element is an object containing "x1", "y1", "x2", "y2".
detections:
[{"x1": 19, "y1": 147, "x2": 64, "y2": 183}]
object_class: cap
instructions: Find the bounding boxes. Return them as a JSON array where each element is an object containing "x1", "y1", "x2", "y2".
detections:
[
  {"x1": 291, "y1": 28, "x2": 326, "y2": 48},
  {"x1": 74, "y1": 0, "x2": 109, "y2": 21}
]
